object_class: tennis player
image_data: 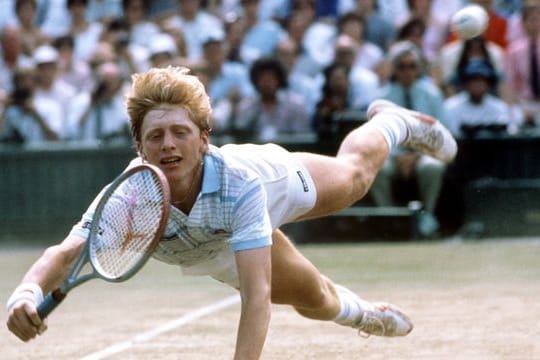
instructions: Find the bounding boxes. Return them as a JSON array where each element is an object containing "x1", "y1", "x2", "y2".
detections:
[{"x1": 7, "y1": 67, "x2": 457, "y2": 359}]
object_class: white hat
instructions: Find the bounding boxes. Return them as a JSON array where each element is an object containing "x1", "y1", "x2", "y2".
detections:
[
  {"x1": 148, "y1": 33, "x2": 177, "y2": 57},
  {"x1": 33, "y1": 45, "x2": 59, "y2": 64},
  {"x1": 201, "y1": 29, "x2": 226, "y2": 47},
  {"x1": 387, "y1": 40, "x2": 422, "y2": 66}
]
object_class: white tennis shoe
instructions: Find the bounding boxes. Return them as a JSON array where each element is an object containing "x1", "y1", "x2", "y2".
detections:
[
  {"x1": 353, "y1": 302, "x2": 413, "y2": 337},
  {"x1": 367, "y1": 99, "x2": 457, "y2": 163}
]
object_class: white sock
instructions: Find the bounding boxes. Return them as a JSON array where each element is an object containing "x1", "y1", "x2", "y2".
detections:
[
  {"x1": 364, "y1": 112, "x2": 409, "y2": 152},
  {"x1": 333, "y1": 285, "x2": 375, "y2": 326}
]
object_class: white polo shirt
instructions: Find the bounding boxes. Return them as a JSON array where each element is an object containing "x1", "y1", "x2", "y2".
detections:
[{"x1": 71, "y1": 144, "x2": 316, "y2": 269}]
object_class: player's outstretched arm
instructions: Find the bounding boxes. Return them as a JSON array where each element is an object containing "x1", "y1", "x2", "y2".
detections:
[
  {"x1": 6, "y1": 234, "x2": 86, "y2": 342},
  {"x1": 234, "y1": 246, "x2": 272, "y2": 360}
]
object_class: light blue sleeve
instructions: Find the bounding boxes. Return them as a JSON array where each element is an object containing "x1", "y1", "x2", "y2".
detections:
[{"x1": 229, "y1": 178, "x2": 273, "y2": 252}]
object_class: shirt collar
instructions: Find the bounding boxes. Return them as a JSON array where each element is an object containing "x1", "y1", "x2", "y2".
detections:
[{"x1": 201, "y1": 152, "x2": 220, "y2": 194}]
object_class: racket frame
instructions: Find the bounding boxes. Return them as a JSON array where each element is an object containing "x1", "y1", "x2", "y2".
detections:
[{"x1": 38, "y1": 164, "x2": 170, "y2": 319}]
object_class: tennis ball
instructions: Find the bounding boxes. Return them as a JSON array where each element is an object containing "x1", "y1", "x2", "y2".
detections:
[{"x1": 450, "y1": 5, "x2": 489, "y2": 40}]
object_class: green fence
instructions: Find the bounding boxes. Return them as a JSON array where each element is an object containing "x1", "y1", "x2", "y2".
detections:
[{"x1": 0, "y1": 143, "x2": 136, "y2": 241}]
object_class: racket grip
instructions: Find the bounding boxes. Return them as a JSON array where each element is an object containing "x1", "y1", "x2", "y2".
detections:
[{"x1": 37, "y1": 289, "x2": 66, "y2": 320}]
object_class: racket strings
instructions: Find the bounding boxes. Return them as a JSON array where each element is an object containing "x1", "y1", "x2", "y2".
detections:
[{"x1": 90, "y1": 170, "x2": 166, "y2": 279}]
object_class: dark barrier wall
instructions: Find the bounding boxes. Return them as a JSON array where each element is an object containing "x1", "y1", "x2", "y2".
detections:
[
  {"x1": 2, "y1": 133, "x2": 540, "y2": 241},
  {"x1": 0, "y1": 144, "x2": 137, "y2": 241}
]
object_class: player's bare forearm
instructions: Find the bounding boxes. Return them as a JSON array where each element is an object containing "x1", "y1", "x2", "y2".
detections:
[
  {"x1": 234, "y1": 247, "x2": 272, "y2": 359},
  {"x1": 22, "y1": 234, "x2": 86, "y2": 293},
  {"x1": 234, "y1": 296, "x2": 271, "y2": 359}
]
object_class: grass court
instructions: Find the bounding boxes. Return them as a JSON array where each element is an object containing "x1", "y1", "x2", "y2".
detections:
[{"x1": 1, "y1": 238, "x2": 539, "y2": 359}]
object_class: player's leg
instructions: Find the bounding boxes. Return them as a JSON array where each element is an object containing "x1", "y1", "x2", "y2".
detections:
[
  {"x1": 269, "y1": 228, "x2": 340, "y2": 320},
  {"x1": 292, "y1": 126, "x2": 390, "y2": 219},
  {"x1": 270, "y1": 229, "x2": 413, "y2": 336},
  {"x1": 369, "y1": 158, "x2": 396, "y2": 207},
  {"x1": 293, "y1": 99, "x2": 457, "y2": 220}
]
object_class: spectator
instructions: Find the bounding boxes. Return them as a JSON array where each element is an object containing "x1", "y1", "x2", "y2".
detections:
[
  {"x1": 292, "y1": 0, "x2": 317, "y2": 22},
  {"x1": 233, "y1": 57, "x2": 311, "y2": 141},
  {"x1": 282, "y1": 1, "x2": 325, "y2": 77},
  {"x1": 333, "y1": 34, "x2": 379, "y2": 111},
  {"x1": 312, "y1": 62, "x2": 355, "y2": 139},
  {"x1": 122, "y1": 0, "x2": 161, "y2": 49},
  {"x1": 223, "y1": 16, "x2": 246, "y2": 63},
  {"x1": 14, "y1": 0, "x2": 49, "y2": 57},
  {"x1": 32, "y1": 44, "x2": 76, "y2": 127},
  {"x1": 300, "y1": 1, "x2": 337, "y2": 72},
  {"x1": 87, "y1": 41, "x2": 117, "y2": 75},
  {"x1": 53, "y1": 35, "x2": 93, "y2": 92},
  {"x1": 396, "y1": 16, "x2": 426, "y2": 49},
  {"x1": 437, "y1": 35, "x2": 506, "y2": 98},
  {"x1": 63, "y1": 0, "x2": 104, "y2": 62},
  {"x1": 203, "y1": 37, "x2": 254, "y2": 102},
  {"x1": 159, "y1": 17, "x2": 189, "y2": 60},
  {"x1": 0, "y1": 25, "x2": 31, "y2": 94},
  {"x1": 67, "y1": 61, "x2": 131, "y2": 143},
  {"x1": 166, "y1": 0, "x2": 225, "y2": 63},
  {"x1": 238, "y1": 0, "x2": 287, "y2": 65},
  {"x1": 147, "y1": 32, "x2": 180, "y2": 68},
  {"x1": 276, "y1": 37, "x2": 324, "y2": 117},
  {"x1": 353, "y1": 0, "x2": 396, "y2": 51},
  {"x1": 40, "y1": 0, "x2": 71, "y2": 38},
  {"x1": 370, "y1": 41, "x2": 447, "y2": 237},
  {"x1": 282, "y1": 8, "x2": 312, "y2": 48},
  {"x1": 99, "y1": 19, "x2": 150, "y2": 78},
  {"x1": 336, "y1": 12, "x2": 385, "y2": 78},
  {"x1": 394, "y1": 17, "x2": 429, "y2": 80},
  {"x1": 505, "y1": 3, "x2": 540, "y2": 127},
  {"x1": 445, "y1": 58, "x2": 523, "y2": 137},
  {"x1": 0, "y1": 66, "x2": 63, "y2": 143},
  {"x1": 198, "y1": 37, "x2": 254, "y2": 133},
  {"x1": 397, "y1": 0, "x2": 448, "y2": 64},
  {"x1": 85, "y1": 0, "x2": 123, "y2": 24}
]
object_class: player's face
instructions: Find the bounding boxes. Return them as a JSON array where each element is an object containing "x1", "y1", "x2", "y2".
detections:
[{"x1": 137, "y1": 104, "x2": 209, "y2": 185}]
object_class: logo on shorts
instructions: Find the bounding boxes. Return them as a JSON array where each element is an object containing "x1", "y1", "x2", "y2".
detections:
[{"x1": 296, "y1": 171, "x2": 309, "y2": 192}]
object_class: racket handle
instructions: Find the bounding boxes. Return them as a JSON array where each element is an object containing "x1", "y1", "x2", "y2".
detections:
[{"x1": 37, "y1": 289, "x2": 66, "y2": 320}]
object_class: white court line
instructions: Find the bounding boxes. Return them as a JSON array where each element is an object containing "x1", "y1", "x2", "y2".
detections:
[{"x1": 80, "y1": 294, "x2": 240, "y2": 360}]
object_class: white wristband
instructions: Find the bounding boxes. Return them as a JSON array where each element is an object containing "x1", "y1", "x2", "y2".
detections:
[{"x1": 6, "y1": 283, "x2": 44, "y2": 312}]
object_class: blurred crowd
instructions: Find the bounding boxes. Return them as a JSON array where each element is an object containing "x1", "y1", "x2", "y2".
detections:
[
  {"x1": 0, "y1": 0, "x2": 539, "y2": 237},
  {"x1": 0, "y1": 0, "x2": 539, "y2": 146}
]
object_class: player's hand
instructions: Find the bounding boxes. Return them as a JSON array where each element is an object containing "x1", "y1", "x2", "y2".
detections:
[{"x1": 6, "y1": 300, "x2": 48, "y2": 342}]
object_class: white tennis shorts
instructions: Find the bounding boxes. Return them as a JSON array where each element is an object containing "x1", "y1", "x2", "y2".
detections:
[
  {"x1": 220, "y1": 143, "x2": 317, "y2": 228},
  {"x1": 182, "y1": 143, "x2": 317, "y2": 288}
]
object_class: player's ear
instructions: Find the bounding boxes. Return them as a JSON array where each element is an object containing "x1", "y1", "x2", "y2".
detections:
[
  {"x1": 200, "y1": 128, "x2": 210, "y2": 154},
  {"x1": 136, "y1": 142, "x2": 147, "y2": 161}
]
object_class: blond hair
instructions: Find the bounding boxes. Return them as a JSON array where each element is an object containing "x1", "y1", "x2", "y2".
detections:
[{"x1": 126, "y1": 66, "x2": 212, "y2": 142}]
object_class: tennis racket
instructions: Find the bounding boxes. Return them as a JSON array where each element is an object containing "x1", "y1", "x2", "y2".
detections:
[{"x1": 37, "y1": 164, "x2": 170, "y2": 320}]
